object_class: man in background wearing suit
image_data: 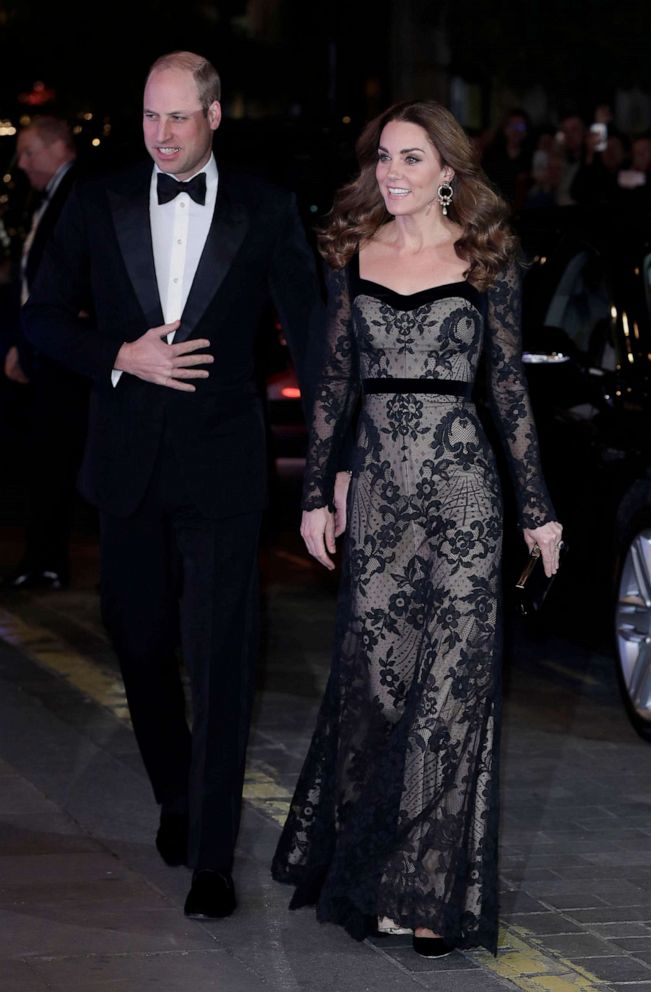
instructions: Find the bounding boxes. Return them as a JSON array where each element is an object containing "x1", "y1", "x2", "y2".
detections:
[
  {"x1": 24, "y1": 52, "x2": 322, "y2": 919},
  {"x1": 3, "y1": 117, "x2": 86, "y2": 589}
]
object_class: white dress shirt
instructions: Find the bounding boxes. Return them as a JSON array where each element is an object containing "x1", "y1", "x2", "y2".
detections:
[{"x1": 112, "y1": 154, "x2": 218, "y2": 386}]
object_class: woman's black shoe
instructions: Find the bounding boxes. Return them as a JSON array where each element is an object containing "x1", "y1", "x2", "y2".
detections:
[{"x1": 412, "y1": 934, "x2": 454, "y2": 957}]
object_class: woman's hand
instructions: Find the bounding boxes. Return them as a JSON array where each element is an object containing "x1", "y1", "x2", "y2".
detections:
[
  {"x1": 523, "y1": 520, "x2": 564, "y2": 578},
  {"x1": 301, "y1": 506, "x2": 337, "y2": 570},
  {"x1": 333, "y1": 471, "x2": 351, "y2": 537}
]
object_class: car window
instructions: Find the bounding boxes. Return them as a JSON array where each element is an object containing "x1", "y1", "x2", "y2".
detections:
[{"x1": 544, "y1": 251, "x2": 614, "y2": 367}]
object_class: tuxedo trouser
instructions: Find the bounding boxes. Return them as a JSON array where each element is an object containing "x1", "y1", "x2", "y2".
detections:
[
  {"x1": 99, "y1": 435, "x2": 262, "y2": 873},
  {"x1": 24, "y1": 365, "x2": 88, "y2": 574}
]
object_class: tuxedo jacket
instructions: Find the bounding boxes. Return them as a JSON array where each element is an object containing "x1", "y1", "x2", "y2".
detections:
[
  {"x1": 23, "y1": 161, "x2": 323, "y2": 519},
  {"x1": 9, "y1": 165, "x2": 78, "y2": 373},
  {"x1": 25, "y1": 166, "x2": 79, "y2": 291}
]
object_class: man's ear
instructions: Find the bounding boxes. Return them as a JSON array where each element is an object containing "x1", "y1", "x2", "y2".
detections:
[{"x1": 207, "y1": 101, "x2": 222, "y2": 132}]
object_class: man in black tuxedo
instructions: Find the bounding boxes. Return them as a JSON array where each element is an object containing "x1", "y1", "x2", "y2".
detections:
[
  {"x1": 24, "y1": 52, "x2": 322, "y2": 918},
  {"x1": 3, "y1": 117, "x2": 87, "y2": 589}
]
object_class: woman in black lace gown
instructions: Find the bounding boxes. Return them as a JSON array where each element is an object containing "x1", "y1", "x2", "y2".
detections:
[{"x1": 272, "y1": 101, "x2": 562, "y2": 957}]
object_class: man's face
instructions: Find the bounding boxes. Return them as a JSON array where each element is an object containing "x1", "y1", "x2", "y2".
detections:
[
  {"x1": 560, "y1": 117, "x2": 585, "y2": 155},
  {"x1": 505, "y1": 115, "x2": 528, "y2": 144},
  {"x1": 16, "y1": 130, "x2": 64, "y2": 190},
  {"x1": 143, "y1": 68, "x2": 221, "y2": 180}
]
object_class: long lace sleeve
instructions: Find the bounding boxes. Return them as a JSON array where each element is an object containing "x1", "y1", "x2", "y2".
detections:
[
  {"x1": 485, "y1": 261, "x2": 555, "y2": 529},
  {"x1": 302, "y1": 264, "x2": 359, "y2": 510}
]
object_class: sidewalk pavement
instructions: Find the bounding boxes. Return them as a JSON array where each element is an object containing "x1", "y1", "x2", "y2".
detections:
[{"x1": 2, "y1": 530, "x2": 651, "y2": 991}]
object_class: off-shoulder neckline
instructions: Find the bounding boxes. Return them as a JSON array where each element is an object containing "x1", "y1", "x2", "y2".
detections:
[{"x1": 350, "y1": 253, "x2": 471, "y2": 298}]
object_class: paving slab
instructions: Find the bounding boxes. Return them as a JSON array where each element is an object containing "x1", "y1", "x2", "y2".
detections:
[
  {"x1": 540, "y1": 895, "x2": 607, "y2": 912},
  {"x1": 506, "y1": 914, "x2": 584, "y2": 936},
  {"x1": 569, "y1": 906, "x2": 651, "y2": 924},
  {"x1": 540, "y1": 933, "x2": 621, "y2": 958},
  {"x1": 394, "y1": 950, "x2": 481, "y2": 973},
  {"x1": 416, "y1": 975, "x2": 517, "y2": 992},
  {"x1": 628, "y1": 950, "x2": 651, "y2": 965},
  {"x1": 499, "y1": 892, "x2": 551, "y2": 915},
  {"x1": 0, "y1": 813, "x2": 103, "y2": 854},
  {"x1": 0, "y1": 905, "x2": 219, "y2": 958},
  {"x1": 609, "y1": 936, "x2": 651, "y2": 952},
  {"x1": 27, "y1": 950, "x2": 265, "y2": 992},
  {"x1": 591, "y1": 921, "x2": 651, "y2": 939},
  {"x1": 6, "y1": 508, "x2": 651, "y2": 992},
  {"x1": 0, "y1": 959, "x2": 50, "y2": 992},
  {"x1": 566, "y1": 954, "x2": 651, "y2": 981},
  {"x1": 604, "y1": 984, "x2": 651, "y2": 991}
]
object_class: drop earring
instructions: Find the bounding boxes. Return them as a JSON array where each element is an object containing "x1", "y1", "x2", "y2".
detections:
[{"x1": 437, "y1": 181, "x2": 454, "y2": 216}]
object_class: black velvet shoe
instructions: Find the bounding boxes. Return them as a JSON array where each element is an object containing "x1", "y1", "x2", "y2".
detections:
[
  {"x1": 184, "y1": 869, "x2": 237, "y2": 919},
  {"x1": 155, "y1": 811, "x2": 188, "y2": 867},
  {"x1": 412, "y1": 934, "x2": 454, "y2": 957}
]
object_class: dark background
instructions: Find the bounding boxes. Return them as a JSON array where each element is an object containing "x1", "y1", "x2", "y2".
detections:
[{"x1": 1, "y1": 1, "x2": 651, "y2": 166}]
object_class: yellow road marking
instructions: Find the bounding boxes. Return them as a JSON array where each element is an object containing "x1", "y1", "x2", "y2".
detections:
[
  {"x1": 0, "y1": 606, "x2": 130, "y2": 720},
  {"x1": 538, "y1": 659, "x2": 600, "y2": 688},
  {"x1": 241, "y1": 761, "x2": 294, "y2": 825},
  {"x1": 472, "y1": 927, "x2": 604, "y2": 990},
  {"x1": 0, "y1": 602, "x2": 613, "y2": 991}
]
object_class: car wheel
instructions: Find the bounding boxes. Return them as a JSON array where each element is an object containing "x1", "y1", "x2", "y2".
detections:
[{"x1": 615, "y1": 523, "x2": 651, "y2": 740}]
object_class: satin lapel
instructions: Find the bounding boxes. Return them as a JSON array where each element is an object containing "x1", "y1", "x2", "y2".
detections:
[
  {"x1": 108, "y1": 185, "x2": 163, "y2": 329},
  {"x1": 174, "y1": 194, "x2": 249, "y2": 343}
]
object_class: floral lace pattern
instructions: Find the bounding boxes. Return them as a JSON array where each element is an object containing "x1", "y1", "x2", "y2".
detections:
[{"x1": 272, "y1": 257, "x2": 554, "y2": 953}]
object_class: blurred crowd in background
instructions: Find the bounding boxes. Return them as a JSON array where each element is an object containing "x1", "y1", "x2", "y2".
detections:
[
  {"x1": 0, "y1": 90, "x2": 650, "y2": 589},
  {"x1": 479, "y1": 104, "x2": 651, "y2": 215}
]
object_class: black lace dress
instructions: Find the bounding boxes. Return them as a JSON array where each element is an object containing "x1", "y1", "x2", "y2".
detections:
[{"x1": 271, "y1": 254, "x2": 554, "y2": 954}]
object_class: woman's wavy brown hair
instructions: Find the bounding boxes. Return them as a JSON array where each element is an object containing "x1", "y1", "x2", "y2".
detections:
[{"x1": 318, "y1": 100, "x2": 518, "y2": 291}]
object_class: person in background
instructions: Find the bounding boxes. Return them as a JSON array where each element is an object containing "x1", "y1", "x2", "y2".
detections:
[
  {"x1": 555, "y1": 112, "x2": 586, "y2": 206},
  {"x1": 524, "y1": 143, "x2": 566, "y2": 211},
  {"x1": 2, "y1": 116, "x2": 86, "y2": 590},
  {"x1": 482, "y1": 107, "x2": 533, "y2": 210},
  {"x1": 571, "y1": 105, "x2": 629, "y2": 208},
  {"x1": 616, "y1": 133, "x2": 651, "y2": 212}
]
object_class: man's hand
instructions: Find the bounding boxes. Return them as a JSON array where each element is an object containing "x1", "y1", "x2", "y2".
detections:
[
  {"x1": 115, "y1": 321, "x2": 214, "y2": 392},
  {"x1": 3, "y1": 346, "x2": 29, "y2": 384}
]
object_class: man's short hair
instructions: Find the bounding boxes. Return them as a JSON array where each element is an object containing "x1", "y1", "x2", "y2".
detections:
[
  {"x1": 24, "y1": 116, "x2": 76, "y2": 153},
  {"x1": 148, "y1": 51, "x2": 221, "y2": 113}
]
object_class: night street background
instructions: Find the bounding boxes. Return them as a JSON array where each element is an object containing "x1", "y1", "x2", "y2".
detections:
[{"x1": 3, "y1": 2, "x2": 651, "y2": 990}]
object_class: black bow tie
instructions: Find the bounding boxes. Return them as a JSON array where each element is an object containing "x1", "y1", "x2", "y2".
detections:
[{"x1": 157, "y1": 171, "x2": 207, "y2": 206}]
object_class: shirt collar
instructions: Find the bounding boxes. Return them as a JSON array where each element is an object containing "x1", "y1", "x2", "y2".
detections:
[
  {"x1": 45, "y1": 160, "x2": 74, "y2": 198},
  {"x1": 153, "y1": 153, "x2": 218, "y2": 187}
]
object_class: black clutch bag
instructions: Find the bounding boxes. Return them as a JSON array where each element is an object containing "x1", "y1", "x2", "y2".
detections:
[{"x1": 515, "y1": 543, "x2": 566, "y2": 616}]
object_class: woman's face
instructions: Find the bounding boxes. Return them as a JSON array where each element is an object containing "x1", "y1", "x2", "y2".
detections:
[{"x1": 375, "y1": 120, "x2": 454, "y2": 218}]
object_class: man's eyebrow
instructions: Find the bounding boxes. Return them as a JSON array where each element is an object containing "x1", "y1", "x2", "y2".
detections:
[{"x1": 143, "y1": 107, "x2": 196, "y2": 115}]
